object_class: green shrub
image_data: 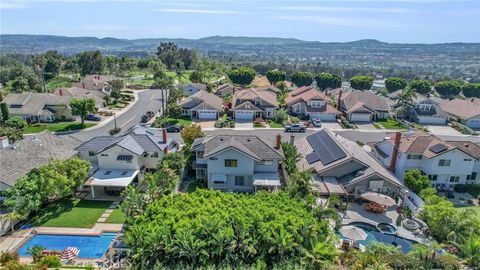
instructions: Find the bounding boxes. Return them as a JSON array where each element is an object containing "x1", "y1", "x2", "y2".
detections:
[
  {"x1": 434, "y1": 254, "x2": 461, "y2": 270},
  {"x1": 0, "y1": 252, "x2": 19, "y2": 265},
  {"x1": 109, "y1": 127, "x2": 121, "y2": 135},
  {"x1": 38, "y1": 255, "x2": 61, "y2": 268},
  {"x1": 290, "y1": 116, "x2": 299, "y2": 123}
]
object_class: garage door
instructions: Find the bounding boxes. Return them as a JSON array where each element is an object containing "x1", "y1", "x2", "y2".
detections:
[
  {"x1": 350, "y1": 113, "x2": 372, "y2": 122},
  {"x1": 198, "y1": 110, "x2": 217, "y2": 120},
  {"x1": 467, "y1": 119, "x2": 480, "y2": 129},
  {"x1": 310, "y1": 113, "x2": 336, "y2": 121},
  {"x1": 418, "y1": 117, "x2": 446, "y2": 125},
  {"x1": 235, "y1": 110, "x2": 254, "y2": 120}
]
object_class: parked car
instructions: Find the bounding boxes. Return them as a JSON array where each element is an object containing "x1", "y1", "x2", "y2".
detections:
[
  {"x1": 284, "y1": 124, "x2": 307, "y2": 133},
  {"x1": 85, "y1": 114, "x2": 101, "y2": 121},
  {"x1": 165, "y1": 125, "x2": 182, "y2": 133},
  {"x1": 312, "y1": 119, "x2": 322, "y2": 127},
  {"x1": 141, "y1": 111, "x2": 155, "y2": 123}
]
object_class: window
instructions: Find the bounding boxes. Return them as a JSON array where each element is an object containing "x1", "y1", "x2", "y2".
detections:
[
  {"x1": 464, "y1": 158, "x2": 472, "y2": 161},
  {"x1": 197, "y1": 169, "x2": 207, "y2": 178},
  {"x1": 449, "y1": 176, "x2": 460, "y2": 183},
  {"x1": 235, "y1": 176, "x2": 244, "y2": 186},
  {"x1": 467, "y1": 172, "x2": 477, "y2": 180},
  {"x1": 104, "y1": 170, "x2": 112, "y2": 175},
  {"x1": 209, "y1": 157, "x2": 218, "y2": 160},
  {"x1": 101, "y1": 154, "x2": 108, "y2": 157},
  {"x1": 438, "y1": 159, "x2": 451, "y2": 167},
  {"x1": 88, "y1": 151, "x2": 95, "y2": 156},
  {"x1": 428, "y1": 175, "x2": 438, "y2": 181},
  {"x1": 213, "y1": 181, "x2": 224, "y2": 184},
  {"x1": 197, "y1": 151, "x2": 204, "y2": 158},
  {"x1": 407, "y1": 154, "x2": 422, "y2": 160},
  {"x1": 225, "y1": 159, "x2": 238, "y2": 167},
  {"x1": 311, "y1": 100, "x2": 324, "y2": 108},
  {"x1": 151, "y1": 152, "x2": 159, "y2": 158}
]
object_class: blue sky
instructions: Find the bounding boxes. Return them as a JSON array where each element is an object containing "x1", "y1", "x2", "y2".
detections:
[{"x1": 1, "y1": 0, "x2": 479, "y2": 43}]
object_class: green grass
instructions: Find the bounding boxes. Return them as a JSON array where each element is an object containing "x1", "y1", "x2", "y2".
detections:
[
  {"x1": 45, "y1": 76, "x2": 74, "y2": 92},
  {"x1": 372, "y1": 123, "x2": 382, "y2": 129},
  {"x1": 268, "y1": 120, "x2": 284, "y2": 128},
  {"x1": 164, "y1": 116, "x2": 192, "y2": 127},
  {"x1": 23, "y1": 122, "x2": 95, "y2": 134},
  {"x1": 456, "y1": 206, "x2": 480, "y2": 215},
  {"x1": 126, "y1": 78, "x2": 155, "y2": 87},
  {"x1": 253, "y1": 123, "x2": 265, "y2": 128},
  {"x1": 375, "y1": 118, "x2": 407, "y2": 129},
  {"x1": 30, "y1": 199, "x2": 112, "y2": 228},
  {"x1": 166, "y1": 71, "x2": 192, "y2": 84},
  {"x1": 104, "y1": 208, "x2": 126, "y2": 224}
]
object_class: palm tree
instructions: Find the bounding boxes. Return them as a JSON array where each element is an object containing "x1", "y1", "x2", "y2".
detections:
[
  {"x1": 396, "y1": 87, "x2": 416, "y2": 121},
  {"x1": 302, "y1": 234, "x2": 337, "y2": 269},
  {"x1": 27, "y1": 245, "x2": 45, "y2": 262},
  {"x1": 455, "y1": 236, "x2": 480, "y2": 267}
]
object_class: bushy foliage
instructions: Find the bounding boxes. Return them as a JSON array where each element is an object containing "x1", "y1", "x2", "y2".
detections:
[
  {"x1": 181, "y1": 124, "x2": 204, "y2": 146},
  {"x1": 462, "y1": 82, "x2": 480, "y2": 98},
  {"x1": 385, "y1": 77, "x2": 407, "y2": 93},
  {"x1": 4, "y1": 157, "x2": 90, "y2": 218},
  {"x1": 37, "y1": 255, "x2": 61, "y2": 268},
  {"x1": 350, "y1": 75, "x2": 374, "y2": 90},
  {"x1": 0, "y1": 126, "x2": 23, "y2": 142},
  {"x1": 275, "y1": 109, "x2": 288, "y2": 124},
  {"x1": 403, "y1": 169, "x2": 431, "y2": 194},
  {"x1": 290, "y1": 71, "x2": 314, "y2": 87},
  {"x1": 315, "y1": 72, "x2": 341, "y2": 91},
  {"x1": 125, "y1": 189, "x2": 335, "y2": 269},
  {"x1": 409, "y1": 79, "x2": 432, "y2": 95},
  {"x1": 5, "y1": 116, "x2": 27, "y2": 130},
  {"x1": 435, "y1": 80, "x2": 463, "y2": 98},
  {"x1": 228, "y1": 67, "x2": 256, "y2": 85},
  {"x1": 167, "y1": 102, "x2": 182, "y2": 119},
  {"x1": 266, "y1": 70, "x2": 286, "y2": 85}
]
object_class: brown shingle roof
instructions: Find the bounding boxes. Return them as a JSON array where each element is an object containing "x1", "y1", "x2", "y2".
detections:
[
  {"x1": 232, "y1": 88, "x2": 278, "y2": 109},
  {"x1": 179, "y1": 90, "x2": 223, "y2": 110},
  {"x1": 439, "y1": 98, "x2": 480, "y2": 120},
  {"x1": 285, "y1": 86, "x2": 330, "y2": 106},
  {"x1": 341, "y1": 91, "x2": 390, "y2": 113}
]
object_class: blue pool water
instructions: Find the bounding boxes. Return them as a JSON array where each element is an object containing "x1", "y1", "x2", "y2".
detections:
[
  {"x1": 339, "y1": 222, "x2": 416, "y2": 253},
  {"x1": 18, "y1": 233, "x2": 117, "y2": 259}
]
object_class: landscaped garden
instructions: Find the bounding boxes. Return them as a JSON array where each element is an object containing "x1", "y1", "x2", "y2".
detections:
[
  {"x1": 23, "y1": 121, "x2": 96, "y2": 134},
  {"x1": 105, "y1": 208, "x2": 126, "y2": 224},
  {"x1": 153, "y1": 116, "x2": 192, "y2": 128},
  {"x1": 29, "y1": 199, "x2": 112, "y2": 228},
  {"x1": 267, "y1": 119, "x2": 284, "y2": 128},
  {"x1": 374, "y1": 118, "x2": 406, "y2": 129}
]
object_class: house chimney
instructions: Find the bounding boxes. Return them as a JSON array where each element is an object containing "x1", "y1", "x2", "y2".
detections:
[
  {"x1": 82, "y1": 83, "x2": 85, "y2": 89},
  {"x1": 275, "y1": 134, "x2": 281, "y2": 149},
  {"x1": 0, "y1": 136, "x2": 9, "y2": 149},
  {"x1": 290, "y1": 134, "x2": 295, "y2": 145},
  {"x1": 389, "y1": 132, "x2": 402, "y2": 173},
  {"x1": 162, "y1": 128, "x2": 168, "y2": 143},
  {"x1": 337, "y1": 90, "x2": 343, "y2": 110}
]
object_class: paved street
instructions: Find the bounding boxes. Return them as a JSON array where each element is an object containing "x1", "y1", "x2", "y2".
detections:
[{"x1": 71, "y1": 89, "x2": 166, "y2": 141}]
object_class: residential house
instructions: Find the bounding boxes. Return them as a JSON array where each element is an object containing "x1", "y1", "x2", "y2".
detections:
[
  {"x1": 406, "y1": 94, "x2": 447, "y2": 125},
  {"x1": 440, "y1": 98, "x2": 480, "y2": 129},
  {"x1": 446, "y1": 141, "x2": 480, "y2": 185},
  {"x1": 253, "y1": 85, "x2": 282, "y2": 95},
  {"x1": 285, "y1": 86, "x2": 341, "y2": 121},
  {"x1": 182, "y1": 83, "x2": 207, "y2": 96},
  {"x1": 73, "y1": 74, "x2": 122, "y2": 94},
  {"x1": 3, "y1": 92, "x2": 74, "y2": 123},
  {"x1": 0, "y1": 132, "x2": 81, "y2": 202},
  {"x1": 179, "y1": 90, "x2": 224, "y2": 120},
  {"x1": 54, "y1": 87, "x2": 106, "y2": 109},
  {"x1": 231, "y1": 88, "x2": 278, "y2": 120},
  {"x1": 339, "y1": 91, "x2": 390, "y2": 122},
  {"x1": 191, "y1": 134, "x2": 284, "y2": 193},
  {"x1": 76, "y1": 126, "x2": 179, "y2": 198},
  {"x1": 371, "y1": 131, "x2": 478, "y2": 189},
  {"x1": 215, "y1": 83, "x2": 239, "y2": 97},
  {"x1": 295, "y1": 129, "x2": 403, "y2": 197}
]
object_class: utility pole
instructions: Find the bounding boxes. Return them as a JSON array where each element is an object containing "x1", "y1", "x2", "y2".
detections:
[{"x1": 114, "y1": 112, "x2": 117, "y2": 130}]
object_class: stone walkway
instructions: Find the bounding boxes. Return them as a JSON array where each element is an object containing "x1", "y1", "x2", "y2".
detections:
[{"x1": 97, "y1": 201, "x2": 120, "y2": 223}]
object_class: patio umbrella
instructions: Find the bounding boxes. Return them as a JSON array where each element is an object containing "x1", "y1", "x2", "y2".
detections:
[
  {"x1": 339, "y1": 226, "x2": 368, "y2": 241},
  {"x1": 61, "y1": 247, "x2": 79, "y2": 260},
  {"x1": 361, "y1": 192, "x2": 396, "y2": 207}
]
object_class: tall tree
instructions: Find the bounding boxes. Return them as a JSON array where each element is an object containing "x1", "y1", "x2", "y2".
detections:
[
  {"x1": 70, "y1": 98, "x2": 96, "y2": 125},
  {"x1": 462, "y1": 83, "x2": 480, "y2": 98},
  {"x1": 408, "y1": 79, "x2": 431, "y2": 95},
  {"x1": 435, "y1": 80, "x2": 463, "y2": 98},
  {"x1": 228, "y1": 67, "x2": 256, "y2": 86},
  {"x1": 315, "y1": 72, "x2": 341, "y2": 92},
  {"x1": 76, "y1": 50, "x2": 103, "y2": 75},
  {"x1": 156, "y1": 42, "x2": 179, "y2": 70},
  {"x1": 385, "y1": 77, "x2": 407, "y2": 93},
  {"x1": 290, "y1": 71, "x2": 314, "y2": 87},
  {"x1": 181, "y1": 124, "x2": 204, "y2": 147},
  {"x1": 266, "y1": 70, "x2": 286, "y2": 85},
  {"x1": 350, "y1": 75, "x2": 374, "y2": 90},
  {"x1": 43, "y1": 51, "x2": 63, "y2": 80}
]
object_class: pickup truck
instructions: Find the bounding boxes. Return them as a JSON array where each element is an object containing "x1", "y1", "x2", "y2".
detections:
[{"x1": 284, "y1": 124, "x2": 307, "y2": 133}]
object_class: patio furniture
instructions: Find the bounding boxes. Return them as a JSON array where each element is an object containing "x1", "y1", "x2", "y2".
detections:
[
  {"x1": 361, "y1": 192, "x2": 396, "y2": 207},
  {"x1": 340, "y1": 226, "x2": 368, "y2": 241}
]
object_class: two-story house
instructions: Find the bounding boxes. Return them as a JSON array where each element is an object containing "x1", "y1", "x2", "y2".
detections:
[
  {"x1": 191, "y1": 135, "x2": 284, "y2": 192},
  {"x1": 296, "y1": 129, "x2": 403, "y2": 197},
  {"x1": 406, "y1": 94, "x2": 447, "y2": 125},
  {"x1": 440, "y1": 98, "x2": 480, "y2": 129},
  {"x1": 231, "y1": 88, "x2": 278, "y2": 120},
  {"x1": 371, "y1": 131, "x2": 478, "y2": 189},
  {"x1": 285, "y1": 86, "x2": 341, "y2": 121},
  {"x1": 73, "y1": 74, "x2": 122, "y2": 94},
  {"x1": 76, "y1": 126, "x2": 179, "y2": 198}
]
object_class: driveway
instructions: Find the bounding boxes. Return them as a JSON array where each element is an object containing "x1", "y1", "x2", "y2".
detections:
[
  {"x1": 426, "y1": 125, "x2": 462, "y2": 136},
  {"x1": 355, "y1": 123, "x2": 378, "y2": 131},
  {"x1": 193, "y1": 119, "x2": 215, "y2": 129},
  {"x1": 321, "y1": 122, "x2": 342, "y2": 130},
  {"x1": 235, "y1": 120, "x2": 253, "y2": 129}
]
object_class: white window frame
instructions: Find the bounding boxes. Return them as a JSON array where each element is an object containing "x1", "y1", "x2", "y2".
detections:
[{"x1": 438, "y1": 159, "x2": 451, "y2": 167}]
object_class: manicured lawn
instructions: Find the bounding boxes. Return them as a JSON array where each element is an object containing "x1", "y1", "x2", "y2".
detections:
[
  {"x1": 166, "y1": 71, "x2": 192, "y2": 84},
  {"x1": 164, "y1": 116, "x2": 192, "y2": 127},
  {"x1": 268, "y1": 120, "x2": 284, "y2": 128},
  {"x1": 105, "y1": 208, "x2": 126, "y2": 224},
  {"x1": 253, "y1": 123, "x2": 266, "y2": 128},
  {"x1": 23, "y1": 122, "x2": 96, "y2": 134},
  {"x1": 45, "y1": 76, "x2": 74, "y2": 92},
  {"x1": 375, "y1": 118, "x2": 406, "y2": 129},
  {"x1": 30, "y1": 199, "x2": 112, "y2": 228}
]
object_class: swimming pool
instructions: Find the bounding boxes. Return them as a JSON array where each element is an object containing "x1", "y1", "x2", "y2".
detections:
[
  {"x1": 339, "y1": 222, "x2": 416, "y2": 253},
  {"x1": 18, "y1": 233, "x2": 117, "y2": 259}
]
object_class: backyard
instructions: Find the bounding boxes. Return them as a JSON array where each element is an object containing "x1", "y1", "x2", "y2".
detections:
[
  {"x1": 105, "y1": 208, "x2": 126, "y2": 224},
  {"x1": 373, "y1": 118, "x2": 406, "y2": 130},
  {"x1": 29, "y1": 199, "x2": 113, "y2": 228},
  {"x1": 23, "y1": 121, "x2": 96, "y2": 134}
]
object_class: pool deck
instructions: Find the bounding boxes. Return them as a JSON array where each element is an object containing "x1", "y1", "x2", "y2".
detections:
[
  {"x1": 342, "y1": 203, "x2": 430, "y2": 244},
  {"x1": 33, "y1": 223, "x2": 123, "y2": 236}
]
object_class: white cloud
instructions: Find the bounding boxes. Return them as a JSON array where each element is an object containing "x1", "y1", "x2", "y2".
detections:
[
  {"x1": 272, "y1": 15, "x2": 402, "y2": 29},
  {"x1": 154, "y1": 8, "x2": 242, "y2": 14}
]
